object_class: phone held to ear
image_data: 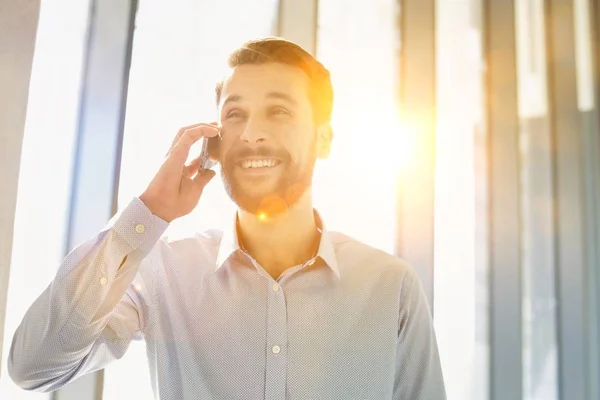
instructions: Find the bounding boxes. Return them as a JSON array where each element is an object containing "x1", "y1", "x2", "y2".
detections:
[{"x1": 197, "y1": 130, "x2": 221, "y2": 174}]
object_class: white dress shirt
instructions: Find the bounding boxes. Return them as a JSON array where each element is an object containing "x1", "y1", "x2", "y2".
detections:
[{"x1": 8, "y1": 196, "x2": 446, "y2": 399}]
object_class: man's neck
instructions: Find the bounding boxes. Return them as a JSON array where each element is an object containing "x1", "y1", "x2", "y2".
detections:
[{"x1": 237, "y1": 190, "x2": 320, "y2": 278}]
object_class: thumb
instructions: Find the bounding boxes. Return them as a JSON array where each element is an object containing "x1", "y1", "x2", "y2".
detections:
[{"x1": 193, "y1": 168, "x2": 216, "y2": 189}]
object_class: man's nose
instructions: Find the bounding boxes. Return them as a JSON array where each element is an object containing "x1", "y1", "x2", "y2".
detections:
[{"x1": 239, "y1": 119, "x2": 268, "y2": 144}]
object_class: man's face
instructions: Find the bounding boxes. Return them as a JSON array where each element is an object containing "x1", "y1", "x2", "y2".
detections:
[{"x1": 217, "y1": 63, "x2": 330, "y2": 216}]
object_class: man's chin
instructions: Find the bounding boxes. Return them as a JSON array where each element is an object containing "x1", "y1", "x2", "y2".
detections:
[
  {"x1": 231, "y1": 179, "x2": 279, "y2": 198},
  {"x1": 222, "y1": 163, "x2": 313, "y2": 216}
]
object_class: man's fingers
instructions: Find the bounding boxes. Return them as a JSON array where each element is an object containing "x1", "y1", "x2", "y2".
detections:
[
  {"x1": 166, "y1": 122, "x2": 219, "y2": 156},
  {"x1": 193, "y1": 168, "x2": 216, "y2": 188},
  {"x1": 166, "y1": 123, "x2": 201, "y2": 156},
  {"x1": 183, "y1": 156, "x2": 202, "y2": 178},
  {"x1": 167, "y1": 125, "x2": 220, "y2": 164},
  {"x1": 174, "y1": 125, "x2": 220, "y2": 152}
]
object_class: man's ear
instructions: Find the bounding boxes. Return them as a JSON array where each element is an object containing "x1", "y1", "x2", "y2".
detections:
[{"x1": 316, "y1": 123, "x2": 333, "y2": 159}]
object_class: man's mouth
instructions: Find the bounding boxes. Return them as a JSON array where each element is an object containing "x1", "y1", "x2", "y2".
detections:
[{"x1": 238, "y1": 158, "x2": 282, "y2": 169}]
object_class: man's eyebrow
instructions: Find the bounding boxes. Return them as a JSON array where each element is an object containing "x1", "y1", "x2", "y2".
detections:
[
  {"x1": 222, "y1": 92, "x2": 298, "y2": 108},
  {"x1": 266, "y1": 92, "x2": 297, "y2": 106},
  {"x1": 222, "y1": 94, "x2": 242, "y2": 108}
]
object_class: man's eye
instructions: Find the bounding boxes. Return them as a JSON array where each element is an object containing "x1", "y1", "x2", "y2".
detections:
[
  {"x1": 269, "y1": 107, "x2": 291, "y2": 116},
  {"x1": 226, "y1": 110, "x2": 244, "y2": 119}
]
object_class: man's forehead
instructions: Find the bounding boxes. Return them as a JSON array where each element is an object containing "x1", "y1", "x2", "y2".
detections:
[{"x1": 219, "y1": 63, "x2": 310, "y2": 100}]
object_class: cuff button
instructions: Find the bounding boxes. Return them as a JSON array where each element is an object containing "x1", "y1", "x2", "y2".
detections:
[{"x1": 135, "y1": 224, "x2": 146, "y2": 234}]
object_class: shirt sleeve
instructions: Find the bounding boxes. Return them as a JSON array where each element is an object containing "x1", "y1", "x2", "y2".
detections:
[
  {"x1": 7, "y1": 197, "x2": 169, "y2": 392},
  {"x1": 393, "y1": 268, "x2": 447, "y2": 399}
]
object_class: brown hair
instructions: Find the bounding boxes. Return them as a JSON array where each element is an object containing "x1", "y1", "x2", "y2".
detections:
[{"x1": 215, "y1": 37, "x2": 334, "y2": 124}]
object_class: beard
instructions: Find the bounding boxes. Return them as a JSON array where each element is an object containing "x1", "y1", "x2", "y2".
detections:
[{"x1": 220, "y1": 142, "x2": 317, "y2": 217}]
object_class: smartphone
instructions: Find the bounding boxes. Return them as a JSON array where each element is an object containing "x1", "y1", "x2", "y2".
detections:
[{"x1": 197, "y1": 133, "x2": 220, "y2": 173}]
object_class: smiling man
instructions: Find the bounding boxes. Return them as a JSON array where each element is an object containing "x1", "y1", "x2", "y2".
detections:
[
  {"x1": 9, "y1": 38, "x2": 446, "y2": 399},
  {"x1": 216, "y1": 55, "x2": 332, "y2": 281}
]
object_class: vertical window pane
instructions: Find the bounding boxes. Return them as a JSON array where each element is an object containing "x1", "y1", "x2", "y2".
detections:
[
  {"x1": 104, "y1": 1, "x2": 278, "y2": 399},
  {"x1": 574, "y1": 0, "x2": 595, "y2": 112},
  {"x1": 515, "y1": 0, "x2": 559, "y2": 399},
  {"x1": 433, "y1": 1, "x2": 488, "y2": 399},
  {"x1": 0, "y1": 0, "x2": 90, "y2": 398},
  {"x1": 574, "y1": 0, "x2": 600, "y2": 396},
  {"x1": 316, "y1": 0, "x2": 400, "y2": 254}
]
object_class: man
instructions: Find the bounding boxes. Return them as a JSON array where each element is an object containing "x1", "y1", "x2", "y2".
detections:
[{"x1": 9, "y1": 37, "x2": 446, "y2": 399}]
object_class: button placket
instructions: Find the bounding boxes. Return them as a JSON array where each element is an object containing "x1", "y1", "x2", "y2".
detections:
[{"x1": 265, "y1": 275, "x2": 287, "y2": 398}]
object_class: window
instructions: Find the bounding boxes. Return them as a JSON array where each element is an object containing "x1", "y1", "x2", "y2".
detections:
[
  {"x1": 515, "y1": 1, "x2": 559, "y2": 398},
  {"x1": 0, "y1": 0, "x2": 90, "y2": 398},
  {"x1": 107, "y1": 0, "x2": 401, "y2": 396},
  {"x1": 573, "y1": 0, "x2": 600, "y2": 395},
  {"x1": 103, "y1": 1, "x2": 279, "y2": 398},
  {"x1": 315, "y1": 0, "x2": 400, "y2": 254},
  {"x1": 433, "y1": 1, "x2": 489, "y2": 399}
]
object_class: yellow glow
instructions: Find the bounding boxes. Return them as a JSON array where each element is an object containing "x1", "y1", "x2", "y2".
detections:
[
  {"x1": 257, "y1": 213, "x2": 268, "y2": 222},
  {"x1": 333, "y1": 102, "x2": 416, "y2": 168}
]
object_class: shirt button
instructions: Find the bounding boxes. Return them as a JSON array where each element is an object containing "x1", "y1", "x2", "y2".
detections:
[
  {"x1": 99, "y1": 277, "x2": 108, "y2": 286},
  {"x1": 272, "y1": 345, "x2": 281, "y2": 354},
  {"x1": 135, "y1": 224, "x2": 145, "y2": 233},
  {"x1": 272, "y1": 283, "x2": 280, "y2": 292}
]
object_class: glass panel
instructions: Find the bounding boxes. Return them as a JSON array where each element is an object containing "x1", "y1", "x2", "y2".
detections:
[
  {"x1": 104, "y1": 1, "x2": 278, "y2": 399},
  {"x1": 574, "y1": 0, "x2": 595, "y2": 112},
  {"x1": 515, "y1": 0, "x2": 559, "y2": 399},
  {"x1": 574, "y1": 0, "x2": 600, "y2": 396},
  {"x1": 433, "y1": 1, "x2": 489, "y2": 399},
  {"x1": 316, "y1": 0, "x2": 400, "y2": 254},
  {"x1": 0, "y1": 0, "x2": 90, "y2": 398}
]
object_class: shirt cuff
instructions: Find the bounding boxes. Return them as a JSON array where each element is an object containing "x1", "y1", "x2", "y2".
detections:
[{"x1": 110, "y1": 197, "x2": 170, "y2": 255}]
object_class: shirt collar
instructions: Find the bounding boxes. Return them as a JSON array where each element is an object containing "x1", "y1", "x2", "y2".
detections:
[{"x1": 215, "y1": 209, "x2": 340, "y2": 279}]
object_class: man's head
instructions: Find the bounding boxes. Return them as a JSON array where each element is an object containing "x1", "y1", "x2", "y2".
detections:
[{"x1": 215, "y1": 37, "x2": 334, "y2": 217}]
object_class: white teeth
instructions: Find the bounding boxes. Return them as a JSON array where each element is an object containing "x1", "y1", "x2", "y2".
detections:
[{"x1": 242, "y1": 159, "x2": 278, "y2": 169}]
